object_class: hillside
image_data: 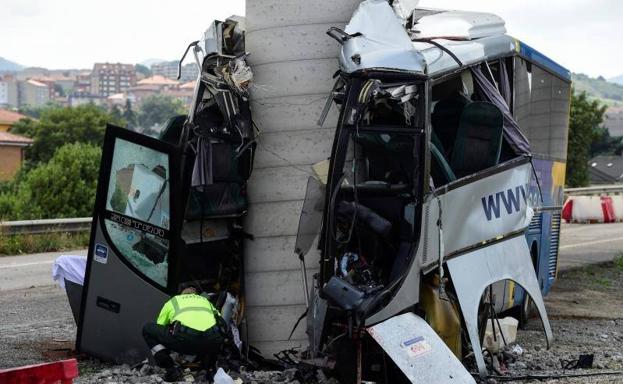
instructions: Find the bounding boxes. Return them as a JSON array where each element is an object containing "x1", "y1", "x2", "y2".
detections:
[
  {"x1": 572, "y1": 73, "x2": 623, "y2": 106},
  {"x1": 0, "y1": 57, "x2": 24, "y2": 72},
  {"x1": 609, "y1": 75, "x2": 623, "y2": 86}
]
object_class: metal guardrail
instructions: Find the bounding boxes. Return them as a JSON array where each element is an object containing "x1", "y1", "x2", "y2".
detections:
[
  {"x1": 0, "y1": 217, "x2": 92, "y2": 235},
  {"x1": 0, "y1": 185, "x2": 621, "y2": 234},
  {"x1": 565, "y1": 184, "x2": 623, "y2": 196}
]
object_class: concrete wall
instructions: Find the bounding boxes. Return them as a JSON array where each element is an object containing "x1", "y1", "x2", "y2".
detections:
[
  {"x1": 244, "y1": 0, "x2": 361, "y2": 356},
  {"x1": 0, "y1": 145, "x2": 24, "y2": 181}
]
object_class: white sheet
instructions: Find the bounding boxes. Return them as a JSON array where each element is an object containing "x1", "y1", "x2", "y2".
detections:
[{"x1": 52, "y1": 255, "x2": 87, "y2": 288}]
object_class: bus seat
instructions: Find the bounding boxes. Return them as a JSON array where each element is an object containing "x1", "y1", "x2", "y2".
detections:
[
  {"x1": 430, "y1": 131, "x2": 456, "y2": 185},
  {"x1": 158, "y1": 115, "x2": 187, "y2": 145},
  {"x1": 450, "y1": 102, "x2": 503, "y2": 178},
  {"x1": 431, "y1": 92, "x2": 470, "y2": 155}
]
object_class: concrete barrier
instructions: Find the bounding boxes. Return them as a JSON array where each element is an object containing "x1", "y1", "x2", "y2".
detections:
[{"x1": 562, "y1": 195, "x2": 621, "y2": 223}]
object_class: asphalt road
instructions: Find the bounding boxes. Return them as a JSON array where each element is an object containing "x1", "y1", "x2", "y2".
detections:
[
  {"x1": 0, "y1": 224, "x2": 621, "y2": 371},
  {"x1": 558, "y1": 222, "x2": 623, "y2": 270},
  {"x1": 0, "y1": 249, "x2": 87, "y2": 291},
  {"x1": 0, "y1": 223, "x2": 622, "y2": 291}
]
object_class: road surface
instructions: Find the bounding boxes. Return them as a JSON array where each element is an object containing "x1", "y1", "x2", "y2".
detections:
[
  {"x1": 0, "y1": 224, "x2": 622, "y2": 290},
  {"x1": 0, "y1": 249, "x2": 87, "y2": 291},
  {"x1": 558, "y1": 223, "x2": 623, "y2": 270}
]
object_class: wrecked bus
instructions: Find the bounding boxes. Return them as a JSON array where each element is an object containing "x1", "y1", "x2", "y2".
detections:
[
  {"x1": 76, "y1": 18, "x2": 254, "y2": 363},
  {"x1": 300, "y1": 1, "x2": 570, "y2": 382}
]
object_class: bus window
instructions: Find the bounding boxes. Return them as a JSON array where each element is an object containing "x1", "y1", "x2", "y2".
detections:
[
  {"x1": 104, "y1": 138, "x2": 171, "y2": 287},
  {"x1": 514, "y1": 57, "x2": 571, "y2": 160},
  {"x1": 430, "y1": 71, "x2": 505, "y2": 183}
]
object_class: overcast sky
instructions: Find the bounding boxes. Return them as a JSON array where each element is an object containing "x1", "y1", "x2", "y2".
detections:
[{"x1": 2, "y1": 0, "x2": 621, "y2": 78}]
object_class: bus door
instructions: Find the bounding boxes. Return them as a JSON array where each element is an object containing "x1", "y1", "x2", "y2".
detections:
[{"x1": 77, "y1": 124, "x2": 181, "y2": 363}]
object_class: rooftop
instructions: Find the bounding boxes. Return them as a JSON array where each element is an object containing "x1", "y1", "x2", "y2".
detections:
[
  {"x1": 137, "y1": 75, "x2": 179, "y2": 86},
  {"x1": 180, "y1": 81, "x2": 196, "y2": 89},
  {"x1": 589, "y1": 155, "x2": 623, "y2": 184},
  {"x1": 26, "y1": 79, "x2": 48, "y2": 87},
  {"x1": 0, "y1": 109, "x2": 29, "y2": 125},
  {"x1": 0, "y1": 131, "x2": 33, "y2": 146}
]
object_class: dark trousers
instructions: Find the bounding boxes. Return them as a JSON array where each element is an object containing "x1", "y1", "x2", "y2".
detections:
[{"x1": 142, "y1": 322, "x2": 223, "y2": 369}]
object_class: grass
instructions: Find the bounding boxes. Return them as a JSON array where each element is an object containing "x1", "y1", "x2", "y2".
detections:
[
  {"x1": 0, "y1": 231, "x2": 90, "y2": 255},
  {"x1": 593, "y1": 277, "x2": 613, "y2": 287},
  {"x1": 614, "y1": 253, "x2": 623, "y2": 271}
]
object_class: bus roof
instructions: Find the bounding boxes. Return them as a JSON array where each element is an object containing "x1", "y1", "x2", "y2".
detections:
[{"x1": 339, "y1": 0, "x2": 571, "y2": 81}]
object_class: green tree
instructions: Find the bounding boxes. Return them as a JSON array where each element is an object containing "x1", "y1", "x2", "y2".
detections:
[
  {"x1": 135, "y1": 64, "x2": 152, "y2": 77},
  {"x1": 110, "y1": 104, "x2": 123, "y2": 122},
  {"x1": 10, "y1": 104, "x2": 121, "y2": 164},
  {"x1": 566, "y1": 91, "x2": 607, "y2": 187},
  {"x1": 123, "y1": 99, "x2": 138, "y2": 128},
  {"x1": 137, "y1": 94, "x2": 185, "y2": 132},
  {"x1": 11, "y1": 143, "x2": 101, "y2": 219},
  {"x1": 590, "y1": 126, "x2": 623, "y2": 157}
]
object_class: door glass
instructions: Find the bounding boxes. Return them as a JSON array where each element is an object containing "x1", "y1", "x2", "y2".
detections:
[{"x1": 104, "y1": 138, "x2": 170, "y2": 287}]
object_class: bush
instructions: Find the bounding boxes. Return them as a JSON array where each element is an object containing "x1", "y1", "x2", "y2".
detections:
[
  {"x1": 11, "y1": 104, "x2": 123, "y2": 164},
  {"x1": 11, "y1": 143, "x2": 102, "y2": 219},
  {"x1": 0, "y1": 232, "x2": 90, "y2": 255}
]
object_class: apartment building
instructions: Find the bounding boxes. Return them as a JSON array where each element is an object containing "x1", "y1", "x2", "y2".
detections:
[
  {"x1": 0, "y1": 76, "x2": 19, "y2": 108},
  {"x1": 151, "y1": 61, "x2": 198, "y2": 82},
  {"x1": 18, "y1": 79, "x2": 50, "y2": 108},
  {"x1": 90, "y1": 63, "x2": 137, "y2": 97}
]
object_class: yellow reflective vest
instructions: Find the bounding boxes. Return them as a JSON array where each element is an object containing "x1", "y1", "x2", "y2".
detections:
[{"x1": 156, "y1": 293, "x2": 220, "y2": 332}]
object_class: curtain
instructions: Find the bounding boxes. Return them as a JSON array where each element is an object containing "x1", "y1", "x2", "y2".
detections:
[{"x1": 471, "y1": 63, "x2": 531, "y2": 155}]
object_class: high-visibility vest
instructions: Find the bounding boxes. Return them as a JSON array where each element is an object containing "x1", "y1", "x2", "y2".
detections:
[{"x1": 156, "y1": 293, "x2": 220, "y2": 332}]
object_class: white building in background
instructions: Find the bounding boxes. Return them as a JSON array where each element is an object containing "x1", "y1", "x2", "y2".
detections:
[
  {"x1": 18, "y1": 79, "x2": 49, "y2": 108},
  {"x1": 151, "y1": 61, "x2": 198, "y2": 82},
  {"x1": 0, "y1": 81, "x2": 7, "y2": 107},
  {"x1": 0, "y1": 76, "x2": 19, "y2": 108}
]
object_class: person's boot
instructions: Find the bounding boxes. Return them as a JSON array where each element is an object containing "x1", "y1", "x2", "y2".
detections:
[{"x1": 164, "y1": 366, "x2": 182, "y2": 382}]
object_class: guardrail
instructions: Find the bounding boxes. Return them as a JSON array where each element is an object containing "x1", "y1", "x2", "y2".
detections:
[
  {"x1": 565, "y1": 184, "x2": 623, "y2": 196},
  {"x1": 2, "y1": 186, "x2": 621, "y2": 234},
  {"x1": 0, "y1": 217, "x2": 92, "y2": 235}
]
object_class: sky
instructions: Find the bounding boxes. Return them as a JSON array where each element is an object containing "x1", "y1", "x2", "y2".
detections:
[{"x1": 1, "y1": 0, "x2": 622, "y2": 79}]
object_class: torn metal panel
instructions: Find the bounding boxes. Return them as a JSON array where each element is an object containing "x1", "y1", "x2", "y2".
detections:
[
  {"x1": 201, "y1": 17, "x2": 246, "y2": 57},
  {"x1": 341, "y1": 0, "x2": 425, "y2": 73},
  {"x1": 338, "y1": 0, "x2": 516, "y2": 77},
  {"x1": 391, "y1": 0, "x2": 420, "y2": 22},
  {"x1": 446, "y1": 235, "x2": 553, "y2": 378},
  {"x1": 421, "y1": 158, "x2": 534, "y2": 271},
  {"x1": 368, "y1": 313, "x2": 475, "y2": 383},
  {"x1": 410, "y1": 9, "x2": 507, "y2": 40}
]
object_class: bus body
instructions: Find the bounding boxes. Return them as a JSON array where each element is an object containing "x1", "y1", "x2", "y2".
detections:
[
  {"x1": 303, "y1": 1, "x2": 571, "y2": 381},
  {"x1": 76, "y1": 18, "x2": 255, "y2": 363}
]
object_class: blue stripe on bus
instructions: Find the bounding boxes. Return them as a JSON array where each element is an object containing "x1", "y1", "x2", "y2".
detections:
[{"x1": 516, "y1": 40, "x2": 571, "y2": 81}]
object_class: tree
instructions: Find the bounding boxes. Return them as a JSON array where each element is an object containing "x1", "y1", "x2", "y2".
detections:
[
  {"x1": 11, "y1": 143, "x2": 101, "y2": 219},
  {"x1": 110, "y1": 104, "x2": 123, "y2": 122},
  {"x1": 135, "y1": 64, "x2": 152, "y2": 77},
  {"x1": 137, "y1": 94, "x2": 186, "y2": 132},
  {"x1": 566, "y1": 91, "x2": 607, "y2": 187},
  {"x1": 10, "y1": 104, "x2": 122, "y2": 164},
  {"x1": 590, "y1": 126, "x2": 623, "y2": 157},
  {"x1": 53, "y1": 83, "x2": 65, "y2": 97},
  {"x1": 123, "y1": 99, "x2": 138, "y2": 129}
]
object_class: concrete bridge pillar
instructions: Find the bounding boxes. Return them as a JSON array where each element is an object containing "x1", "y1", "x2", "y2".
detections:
[{"x1": 244, "y1": 0, "x2": 361, "y2": 355}]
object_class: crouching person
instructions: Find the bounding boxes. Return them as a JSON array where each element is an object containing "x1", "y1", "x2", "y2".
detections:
[{"x1": 143, "y1": 284, "x2": 224, "y2": 382}]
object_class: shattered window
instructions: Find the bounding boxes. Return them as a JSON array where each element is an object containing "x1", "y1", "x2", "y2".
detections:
[
  {"x1": 514, "y1": 58, "x2": 571, "y2": 160},
  {"x1": 104, "y1": 138, "x2": 170, "y2": 287}
]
